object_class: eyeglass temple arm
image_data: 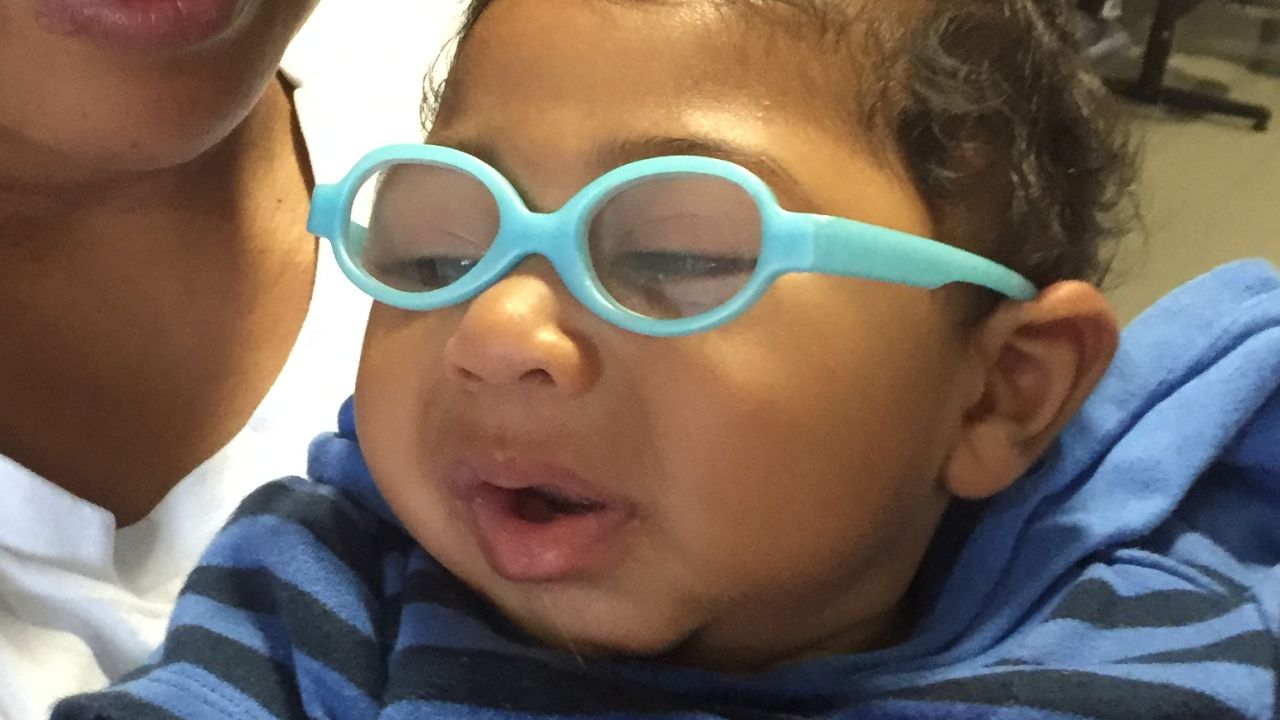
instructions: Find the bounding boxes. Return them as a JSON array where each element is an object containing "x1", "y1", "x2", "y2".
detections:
[{"x1": 801, "y1": 215, "x2": 1038, "y2": 300}]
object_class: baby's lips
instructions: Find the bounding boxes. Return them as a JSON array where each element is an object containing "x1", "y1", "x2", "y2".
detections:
[{"x1": 446, "y1": 454, "x2": 623, "y2": 507}]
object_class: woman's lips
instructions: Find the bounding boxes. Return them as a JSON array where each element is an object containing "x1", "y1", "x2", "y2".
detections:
[
  {"x1": 447, "y1": 458, "x2": 636, "y2": 583},
  {"x1": 36, "y1": 0, "x2": 245, "y2": 50}
]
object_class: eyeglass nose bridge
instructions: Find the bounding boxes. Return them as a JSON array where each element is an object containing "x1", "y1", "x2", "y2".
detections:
[{"x1": 474, "y1": 206, "x2": 596, "y2": 306}]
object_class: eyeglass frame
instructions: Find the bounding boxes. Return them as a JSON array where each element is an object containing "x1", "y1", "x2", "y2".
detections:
[{"x1": 308, "y1": 144, "x2": 1037, "y2": 338}]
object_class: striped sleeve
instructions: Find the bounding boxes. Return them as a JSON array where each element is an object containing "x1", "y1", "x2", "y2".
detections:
[{"x1": 52, "y1": 478, "x2": 395, "y2": 720}]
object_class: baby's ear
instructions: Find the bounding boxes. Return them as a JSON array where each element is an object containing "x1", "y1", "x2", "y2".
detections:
[{"x1": 942, "y1": 281, "x2": 1119, "y2": 500}]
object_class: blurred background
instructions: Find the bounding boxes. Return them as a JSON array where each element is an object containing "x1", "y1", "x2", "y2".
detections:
[{"x1": 1083, "y1": 0, "x2": 1280, "y2": 322}]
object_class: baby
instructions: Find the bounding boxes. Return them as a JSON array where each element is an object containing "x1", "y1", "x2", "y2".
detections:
[{"x1": 56, "y1": 0, "x2": 1280, "y2": 718}]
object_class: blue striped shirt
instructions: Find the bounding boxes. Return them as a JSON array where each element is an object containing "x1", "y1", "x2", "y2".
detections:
[{"x1": 54, "y1": 261, "x2": 1280, "y2": 719}]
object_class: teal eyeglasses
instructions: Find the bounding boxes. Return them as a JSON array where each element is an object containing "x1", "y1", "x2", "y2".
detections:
[{"x1": 308, "y1": 144, "x2": 1037, "y2": 337}]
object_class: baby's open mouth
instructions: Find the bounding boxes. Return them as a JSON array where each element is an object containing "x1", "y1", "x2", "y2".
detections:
[
  {"x1": 508, "y1": 485, "x2": 608, "y2": 523},
  {"x1": 447, "y1": 459, "x2": 635, "y2": 582}
]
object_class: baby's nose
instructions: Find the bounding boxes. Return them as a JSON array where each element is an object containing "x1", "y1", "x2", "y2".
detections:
[{"x1": 443, "y1": 258, "x2": 596, "y2": 395}]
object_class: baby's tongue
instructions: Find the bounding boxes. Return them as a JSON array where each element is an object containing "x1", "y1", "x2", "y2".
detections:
[
  {"x1": 512, "y1": 487, "x2": 602, "y2": 524},
  {"x1": 514, "y1": 488, "x2": 563, "y2": 524}
]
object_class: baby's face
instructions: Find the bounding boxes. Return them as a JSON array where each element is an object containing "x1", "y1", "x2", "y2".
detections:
[{"x1": 357, "y1": 0, "x2": 975, "y2": 670}]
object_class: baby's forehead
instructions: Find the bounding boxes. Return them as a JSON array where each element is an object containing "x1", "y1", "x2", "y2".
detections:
[
  {"x1": 434, "y1": 0, "x2": 907, "y2": 143},
  {"x1": 424, "y1": 0, "x2": 931, "y2": 218}
]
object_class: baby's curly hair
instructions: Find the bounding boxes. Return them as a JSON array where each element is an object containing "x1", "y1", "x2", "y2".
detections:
[
  {"x1": 426, "y1": 0, "x2": 1139, "y2": 291},
  {"x1": 890, "y1": 0, "x2": 1139, "y2": 289}
]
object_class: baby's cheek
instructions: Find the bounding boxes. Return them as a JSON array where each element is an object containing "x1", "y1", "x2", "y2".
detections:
[
  {"x1": 690, "y1": 481, "x2": 861, "y2": 580},
  {"x1": 356, "y1": 312, "x2": 451, "y2": 517},
  {"x1": 359, "y1": 309, "x2": 452, "y2": 408}
]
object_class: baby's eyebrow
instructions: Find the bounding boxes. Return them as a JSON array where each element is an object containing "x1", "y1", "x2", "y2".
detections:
[
  {"x1": 424, "y1": 134, "x2": 815, "y2": 210},
  {"x1": 591, "y1": 135, "x2": 813, "y2": 207},
  {"x1": 432, "y1": 137, "x2": 504, "y2": 171}
]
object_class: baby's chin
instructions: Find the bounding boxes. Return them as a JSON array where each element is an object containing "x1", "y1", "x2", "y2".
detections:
[
  {"x1": 519, "y1": 615, "x2": 795, "y2": 674},
  {"x1": 427, "y1": 533, "x2": 715, "y2": 663},
  {"x1": 494, "y1": 588, "x2": 706, "y2": 663},
  {"x1": 492, "y1": 585, "x2": 852, "y2": 673}
]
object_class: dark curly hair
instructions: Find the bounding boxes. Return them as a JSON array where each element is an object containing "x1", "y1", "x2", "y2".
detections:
[{"x1": 424, "y1": 0, "x2": 1139, "y2": 291}]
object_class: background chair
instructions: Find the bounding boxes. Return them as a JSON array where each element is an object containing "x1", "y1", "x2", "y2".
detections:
[{"x1": 1109, "y1": 0, "x2": 1273, "y2": 131}]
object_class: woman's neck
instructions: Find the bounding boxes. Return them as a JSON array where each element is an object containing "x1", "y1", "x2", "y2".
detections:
[{"x1": 0, "y1": 77, "x2": 318, "y2": 527}]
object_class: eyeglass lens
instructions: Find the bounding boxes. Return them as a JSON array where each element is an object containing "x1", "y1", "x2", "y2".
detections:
[{"x1": 353, "y1": 162, "x2": 763, "y2": 320}]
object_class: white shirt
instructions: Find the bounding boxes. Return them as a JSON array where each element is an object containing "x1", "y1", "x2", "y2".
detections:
[{"x1": 0, "y1": 3, "x2": 464, "y2": 718}]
